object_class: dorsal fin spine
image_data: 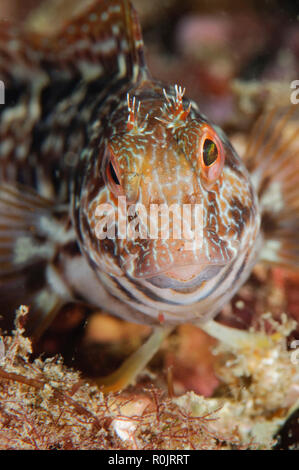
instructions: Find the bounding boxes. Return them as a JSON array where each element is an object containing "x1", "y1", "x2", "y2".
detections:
[{"x1": 123, "y1": 0, "x2": 148, "y2": 82}]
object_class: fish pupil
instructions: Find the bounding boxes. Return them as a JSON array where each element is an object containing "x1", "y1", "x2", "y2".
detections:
[
  {"x1": 203, "y1": 139, "x2": 218, "y2": 166},
  {"x1": 109, "y1": 161, "x2": 120, "y2": 186}
]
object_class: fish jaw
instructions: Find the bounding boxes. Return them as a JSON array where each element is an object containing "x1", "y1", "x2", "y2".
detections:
[
  {"x1": 161, "y1": 264, "x2": 221, "y2": 283},
  {"x1": 119, "y1": 235, "x2": 238, "y2": 280}
]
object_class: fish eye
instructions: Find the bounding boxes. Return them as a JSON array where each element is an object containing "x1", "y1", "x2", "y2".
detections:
[
  {"x1": 108, "y1": 161, "x2": 121, "y2": 186},
  {"x1": 198, "y1": 125, "x2": 225, "y2": 186},
  {"x1": 103, "y1": 145, "x2": 124, "y2": 196},
  {"x1": 203, "y1": 138, "x2": 218, "y2": 166}
]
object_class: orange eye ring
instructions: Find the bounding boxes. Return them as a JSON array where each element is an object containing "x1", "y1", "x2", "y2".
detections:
[
  {"x1": 198, "y1": 125, "x2": 225, "y2": 187},
  {"x1": 103, "y1": 145, "x2": 124, "y2": 197}
]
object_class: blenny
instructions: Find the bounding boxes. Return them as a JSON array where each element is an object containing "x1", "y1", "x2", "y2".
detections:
[{"x1": 0, "y1": 0, "x2": 298, "y2": 391}]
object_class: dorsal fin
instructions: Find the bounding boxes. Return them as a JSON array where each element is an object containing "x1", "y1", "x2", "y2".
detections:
[
  {"x1": 44, "y1": 0, "x2": 147, "y2": 83},
  {"x1": 0, "y1": 0, "x2": 147, "y2": 85}
]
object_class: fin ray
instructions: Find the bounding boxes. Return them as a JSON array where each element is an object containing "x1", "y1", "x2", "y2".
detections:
[
  {"x1": 1, "y1": 0, "x2": 147, "y2": 85},
  {"x1": 245, "y1": 105, "x2": 299, "y2": 269},
  {"x1": 0, "y1": 184, "x2": 73, "y2": 336}
]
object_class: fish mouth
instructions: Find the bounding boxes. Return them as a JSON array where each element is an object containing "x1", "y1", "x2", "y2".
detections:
[
  {"x1": 120, "y1": 248, "x2": 231, "y2": 287},
  {"x1": 119, "y1": 232, "x2": 239, "y2": 283},
  {"x1": 145, "y1": 264, "x2": 225, "y2": 289},
  {"x1": 120, "y1": 253, "x2": 225, "y2": 288},
  {"x1": 163, "y1": 264, "x2": 213, "y2": 281}
]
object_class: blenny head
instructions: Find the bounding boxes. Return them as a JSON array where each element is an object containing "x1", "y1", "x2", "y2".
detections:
[{"x1": 76, "y1": 83, "x2": 260, "y2": 291}]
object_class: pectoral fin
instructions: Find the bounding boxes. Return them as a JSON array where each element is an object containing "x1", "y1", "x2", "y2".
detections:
[
  {"x1": 245, "y1": 105, "x2": 299, "y2": 269},
  {"x1": 0, "y1": 184, "x2": 75, "y2": 337}
]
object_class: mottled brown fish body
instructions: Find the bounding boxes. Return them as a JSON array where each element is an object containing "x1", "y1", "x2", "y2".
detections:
[{"x1": 0, "y1": 1, "x2": 298, "y2": 339}]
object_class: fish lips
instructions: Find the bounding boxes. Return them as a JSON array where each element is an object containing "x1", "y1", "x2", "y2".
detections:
[
  {"x1": 120, "y1": 236, "x2": 238, "y2": 282},
  {"x1": 146, "y1": 264, "x2": 225, "y2": 289}
]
